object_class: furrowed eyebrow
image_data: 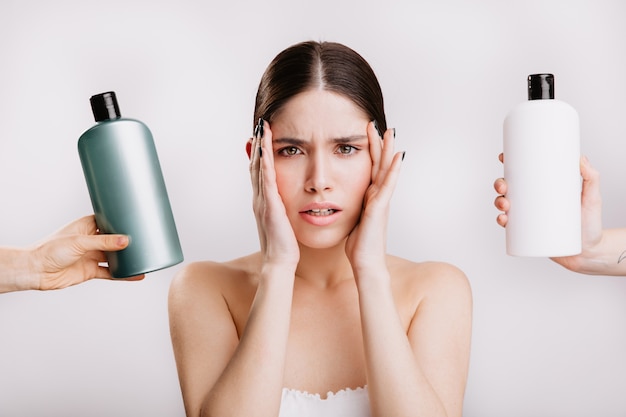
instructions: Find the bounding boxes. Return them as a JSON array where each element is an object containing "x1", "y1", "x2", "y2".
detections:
[
  {"x1": 329, "y1": 135, "x2": 368, "y2": 144},
  {"x1": 272, "y1": 138, "x2": 308, "y2": 147},
  {"x1": 272, "y1": 135, "x2": 368, "y2": 146}
]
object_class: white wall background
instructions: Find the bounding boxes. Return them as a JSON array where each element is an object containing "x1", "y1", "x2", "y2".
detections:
[{"x1": 1, "y1": 0, "x2": 625, "y2": 416}]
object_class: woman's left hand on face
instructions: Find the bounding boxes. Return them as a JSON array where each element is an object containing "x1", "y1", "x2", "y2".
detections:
[{"x1": 345, "y1": 121, "x2": 404, "y2": 272}]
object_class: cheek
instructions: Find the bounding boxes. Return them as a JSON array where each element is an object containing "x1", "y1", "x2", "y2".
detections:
[
  {"x1": 352, "y1": 165, "x2": 372, "y2": 199},
  {"x1": 339, "y1": 159, "x2": 372, "y2": 203},
  {"x1": 274, "y1": 164, "x2": 299, "y2": 203}
]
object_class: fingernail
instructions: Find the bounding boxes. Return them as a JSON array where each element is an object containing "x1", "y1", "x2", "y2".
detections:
[
  {"x1": 117, "y1": 236, "x2": 129, "y2": 247},
  {"x1": 256, "y1": 118, "x2": 265, "y2": 139},
  {"x1": 393, "y1": 128, "x2": 396, "y2": 138},
  {"x1": 259, "y1": 147, "x2": 263, "y2": 158},
  {"x1": 372, "y1": 119, "x2": 382, "y2": 138},
  {"x1": 402, "y1": 151, "x2": 406, "y2": 161}
]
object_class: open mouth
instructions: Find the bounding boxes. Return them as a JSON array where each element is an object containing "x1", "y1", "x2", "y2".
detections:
[{"x1": 305, "y1": 208, "x2": 337, "y2": 216}]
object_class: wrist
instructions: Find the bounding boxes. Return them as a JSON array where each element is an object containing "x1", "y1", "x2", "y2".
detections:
[
  {"x1": 0, "y1": 247, "x2": 40, "y2": 292},
  {"x1": 260, "y1": 263, "x2": 297, "y2": 286},
  {"x1": 579, "y1": 234, "x2": 611, "y2": 274},
  {"x1": 350, "y1": 257, "x2": 388, "y2": 278},
  {"x1": 579, "y1": 228, "x2": 626, "y2": 275},
  {"x1": 353, "y1": 266, "x2": 392, "y2": 292},
  {"x1": 555, "y1": 229, "x2": 618, "y2": 275}
]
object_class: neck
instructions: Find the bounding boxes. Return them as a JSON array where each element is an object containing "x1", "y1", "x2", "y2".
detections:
[{"x1": 295, "y1": 239, "x2": 354, "y2": 288}]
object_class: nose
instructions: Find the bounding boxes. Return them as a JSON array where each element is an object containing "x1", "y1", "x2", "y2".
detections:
[{"x1": 304, "y1": 153, "x2": 333, "y2": 193}]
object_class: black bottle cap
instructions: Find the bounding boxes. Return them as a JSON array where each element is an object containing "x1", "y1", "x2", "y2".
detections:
[
  {"x1": 528, "y1": 74, "x2": 554, "y2": 100},
  {"x1": 90, "y1": 91, "x2": 121, "y2": 122}
]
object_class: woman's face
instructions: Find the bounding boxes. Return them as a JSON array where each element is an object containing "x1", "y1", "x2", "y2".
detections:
[{"x1": 269, "y1": 89, "x2": 373, "y2": 249}]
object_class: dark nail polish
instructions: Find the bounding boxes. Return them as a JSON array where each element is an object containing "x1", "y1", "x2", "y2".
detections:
[
  {"x1": 259, "y1": 147, "x2": 263, "y2": 158},
  {"x1": 393, "y1": 128, "x2": 396, "y2": 138},
  {"x1": 373, "y1": 119, "x2": 381, "y2": 138},
  {"x1": 402, "y1": 151, "x2": 406, "y2": 161},
  {"x1": 256, "y1": 118, "x2": 265, "y2": 139}
]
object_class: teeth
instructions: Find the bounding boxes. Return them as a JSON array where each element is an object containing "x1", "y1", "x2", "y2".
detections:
[{"x1": 308, "y1": 208, "x2": 335, "y2": 216}]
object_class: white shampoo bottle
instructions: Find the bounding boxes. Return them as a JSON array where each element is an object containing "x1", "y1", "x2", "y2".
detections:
[{"x1": 503, "y1": 73, "x2": 581, "y2": 257}]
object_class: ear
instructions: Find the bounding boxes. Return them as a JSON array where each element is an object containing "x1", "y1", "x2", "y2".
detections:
[{"x1": 245, "y1": 138, "x2": 252, "y2": 159}]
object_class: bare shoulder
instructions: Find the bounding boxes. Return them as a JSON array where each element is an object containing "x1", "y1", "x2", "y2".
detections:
[
  {"x1": 168, "y1": 253, "x2": 263, "y2": 356},
  {"x1": 171, "y1": 253, "x2": 259, "y2": 288},
  {"x1": 388, "y1": 255, "x2": 469, "y2": 287},
  {"x1": 168, "y1": 253, "x2": 261, "y2": 315},
  {"x1": 387, "y1": 255, "x2": 472, "y2": 310}
]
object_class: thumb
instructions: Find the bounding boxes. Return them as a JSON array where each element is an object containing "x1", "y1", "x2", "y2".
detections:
[
  {"x1": 581, "y1": 156, "x2": 601, "y2": 207},
  {"x1": 36, "y1": 234, "x2": 130, "y2": 272},
  {"x1": 73, "y1": 234, "x2": 130, "y2": 253},
  {"x1": 579, "y1": 156, "x2": 603, "y2": 240}
]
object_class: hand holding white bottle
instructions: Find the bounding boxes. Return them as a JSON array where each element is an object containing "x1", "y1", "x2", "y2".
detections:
[{"x1": 503, "y1": 74, "x2": 581, "y2": 257}]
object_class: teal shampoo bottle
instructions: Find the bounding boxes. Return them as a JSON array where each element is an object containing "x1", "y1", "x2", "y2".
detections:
[{"x1": 78, "y1": 91, "x2": 183, "y2": 278}]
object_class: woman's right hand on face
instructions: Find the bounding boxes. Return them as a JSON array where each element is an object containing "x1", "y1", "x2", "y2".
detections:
[{"x1": 249, "y1": 119, "x2": 300, "y2": 269}]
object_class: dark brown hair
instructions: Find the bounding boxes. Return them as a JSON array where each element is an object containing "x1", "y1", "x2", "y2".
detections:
[{"x1": 253, "y1": 41, "x2": 387, "y2": 133}]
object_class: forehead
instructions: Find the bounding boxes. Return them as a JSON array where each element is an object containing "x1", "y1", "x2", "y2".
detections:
[{"x1": 271, "y1": 90, "x2": 369, "y2": 139}]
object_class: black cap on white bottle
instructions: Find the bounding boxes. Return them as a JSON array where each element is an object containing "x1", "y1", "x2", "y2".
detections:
[{"x1": 528, "y1": 74, "x2": 554, "y2": 100}]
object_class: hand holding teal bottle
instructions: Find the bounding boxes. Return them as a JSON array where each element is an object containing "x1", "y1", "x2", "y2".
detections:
[{"x1": 78, "y1": 91, "x2": 183, "y2": 278}]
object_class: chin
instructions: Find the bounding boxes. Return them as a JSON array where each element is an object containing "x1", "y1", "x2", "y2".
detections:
[{"x1": 295, "y1": 228, "x2": 348, "y2": 250}]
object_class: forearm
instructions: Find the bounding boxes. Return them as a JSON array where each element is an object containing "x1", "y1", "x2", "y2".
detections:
[
  {"x1": 200, "y1": 265, "x2": 295, "y2": 417},
  {"x1": 356, "y1": 272, "x2": 448, "y2": 417},
  {"x1": 0, "y1": 247, "x2": 38, "y2": 293}
]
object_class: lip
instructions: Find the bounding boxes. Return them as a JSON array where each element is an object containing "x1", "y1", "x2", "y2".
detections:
[{"x1": 298, "y1": 201, "x2": 342, "y2": 226}]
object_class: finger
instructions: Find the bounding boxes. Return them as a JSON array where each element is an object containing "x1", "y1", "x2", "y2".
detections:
[
  {"x1": 368, "y1": 121, "x2": 383, "y2": 181},
  {"x1": 499, "y1": 152, "x2": 504, "y2": 164},
  {"x1": 95, "y1": 265, "x2": 114, "y2": 279},
  {"x1": 51, "y1": 215, "x2": 98, "y2": 238},
  {"x1": 45, "y1": 234, "x2": 129, "y2": 267},
  {"x1": 374, "y1": 127, "x2": 396, "y2": 184},
  {"x1": 254, "y1": 121, "x2": 275, "y2": 253},
  {"x1": 494, "y1": 178, "x2": 508, "y2": 195},
  {"x1": 581, "y1": 157, "x2": 600, "y2": 199},
  {"x1": 380, "y1": 127, "x2": 396, "y2": 168},
  {"x1": 494, "y1": 195, "x2": 510, "y2": 211},
  {"x1": 373, "y1": 150, "x2": 404, "y2": 204},
  {"x1": 85, "y1": 248, "x2": 109, "y2": 263},
  {"x1": 580, "y1": 155, "x2": 599, "y2": 187},
  {"x1": 76, "y1": 234, "x2": 130, "y2": 253},
  {"x1": 261, "y1": 119, "x2": 273, "y2": 164},
  {"x1": 496, "y1": 213, "x2": 508, "y2": 228},
  {"x1": 260, "y1": 121, "x2": 279, "y2": 205},
  {"x1": 580, "y1": 155, "x2": 602, "y2": 208},
  {"x1": 114, "y1": 274, "x2": 146, "y2": 282},
  {"x1": 250, "y1": 121, "x2": 263, "y2": 197},
  {"x1": 91, "y1": 262, "x2": 145, "y2": 281}
]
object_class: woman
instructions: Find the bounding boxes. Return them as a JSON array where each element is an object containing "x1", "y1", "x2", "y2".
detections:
[{"x1": 168, "y1": 41, "x2": 472, "y2": 417}]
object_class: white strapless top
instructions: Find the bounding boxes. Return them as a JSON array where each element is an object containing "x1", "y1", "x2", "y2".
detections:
[{"x1": 278, "y1": 386, "x2": 371, "y2": 417}]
